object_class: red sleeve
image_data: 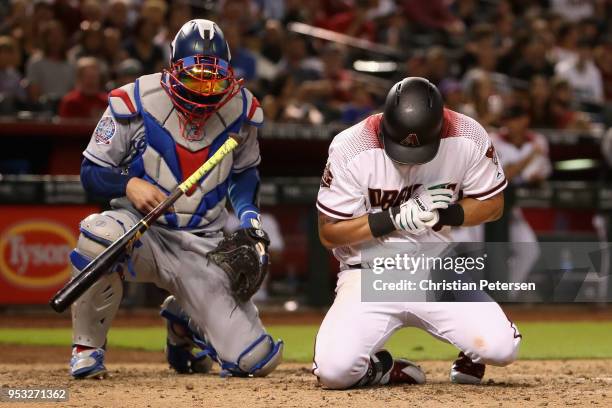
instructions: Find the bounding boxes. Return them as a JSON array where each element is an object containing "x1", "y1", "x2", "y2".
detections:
[{"x1": 58, "y1": 95, "x2": 80, "y2": 118}]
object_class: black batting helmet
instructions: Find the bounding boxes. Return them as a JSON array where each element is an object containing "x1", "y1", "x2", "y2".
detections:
[{"x1": 380, "y1": 77, "x2": 444, "y2": 165}]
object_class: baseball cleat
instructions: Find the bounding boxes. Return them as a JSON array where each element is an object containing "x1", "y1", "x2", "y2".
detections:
[
  {"x1": 377, "y1": 350, "x2": 426, "y2": 385},
  {"x1": 165, "y1": 341, "x2": 214, "y2": 374},
  {"x1": 161, "y1": 296, "x2": 215, "y2": 374},
  {"x1": 70, "y1": 347, "x2": 107, "y2": 379},
  {"x1": 450, "y1": 352, "x2": 485, "y2": 384}
]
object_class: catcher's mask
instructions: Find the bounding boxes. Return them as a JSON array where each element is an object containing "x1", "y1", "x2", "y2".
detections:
[{"x1": 161, "y1": 55, "x2": 241, "y2": 139}]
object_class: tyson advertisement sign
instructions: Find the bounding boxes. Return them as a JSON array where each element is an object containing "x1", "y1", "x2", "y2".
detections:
[{"x1": 0, "y1": 206, "x2": 100, "y2": 304}]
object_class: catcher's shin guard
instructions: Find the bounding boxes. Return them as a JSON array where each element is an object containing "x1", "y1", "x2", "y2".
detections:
[
  {"x1": 160, "y1": 296, "x2": 215, "y2": 374},
  {"x1": 70, "y1": 213, "x2": 132, "y2": 348},
  {"x1": 219, "y1": 334, "x2": 283, "y2": 378}
]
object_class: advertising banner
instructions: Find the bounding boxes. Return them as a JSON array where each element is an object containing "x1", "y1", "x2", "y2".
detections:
[{"x1": 0, "y1": 205, "x2": 100, "y2": 304}]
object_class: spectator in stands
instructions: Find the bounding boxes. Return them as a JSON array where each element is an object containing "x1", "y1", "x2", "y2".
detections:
[
  {"x1": 26, "y1": 20, "x2": 74, "y2": 110},
  {"x1": 154, "y1": 1, "x2": 192, "y2": 63},
  {"x1": 315, "y1": 0, "x2": 378, "y2": 42},
  {"x1": 424, "y1": 46, "x2": 451, "y2": 86},
  {"x1": 107, "y1": 58, "x2": 143, "y2": 89},
  {"x1": 551, "y1": 0, "x2": 596, "y2": 23},
  {"x1": 378, "y1": 12, "x2": 412, "y2": 49},
  {"x1": 340, "y1": 83, "x2": 374, "y2": 124},
  {"x1": 217, "y1": 0, "x2": 260, "y2": 32},
  {"x1": 224, "y1": 24, "x2": 257, "y2": 82},
  {"x1": 124, "y1": 17, "x2": 165, "y2": 74},
  {"x1": 439, "y1": 78, "x2": 465, "y2": 113},
  {"x1": 462, "y1": 24, "x2": 510, "y2": 95},
  {"x1": 491, "y1": 1, "x2": 516, "y2": 70},
  {"x1": 105, "y1": 0, "x2": 131, "y2": 36},
  {"x1": 511, "y1": 37, "x2": 555, "y2": 81},
  {"x1": 252, "y1": 20, "x2": 284, "y2": 83},
  {"x1": 400, "y1": 50, "x2": 428, "y2": 80},
  {"x1": 103, "y1": 27, "x2": 128, "y2": 74},
  {"x1": 140, "y1": 0, "x2": 168, "y2": 33},
  {"x1": 58, "y1": 57, "x2": 107, "y2": 119},
  {"x1": 550, "y1": 22, "x2": 579, "y2": 63},
  {"x1": 549, "y1": 76, "x2": 592, "y2": 130},
  {"x1": 67, "y1": 20, "x2": 105, "y2": 64},
  {"x1": 555, "y1": 38, "x2": 604, "y2": 105},
  {"x1": 462, "y1": 70, "x2": 503, "y2": 128},
  {"x1": 528, "y1": 75, "x2": 556, "y2": 128},
  {"x1": 298, "y1": 43, "x2": 353, "y2": 107},
  {"x1": 492, "y1": 105, "x2": 552, "y2": 295},
  {"x1": 261, "y1": 34, "x2": 320, "y2": 121},
  {"x1": 3, "y1": 0, "x2": 50, "y2": 69},
  {"x1": 593, "y1": 37, "x2": 612, "y2": 103},
  {"x1": 260, "y1": 19, "x2": 284, "y2": 65},
  {"x1": 402, "y1": 0, "x2": 465, "y2": 37},
  {"x1": 0, "y1": 36, "x2": 26, "y2": 113},
  {"x1": 80, "y1": 0, "x2": 105, "y2": 24}
]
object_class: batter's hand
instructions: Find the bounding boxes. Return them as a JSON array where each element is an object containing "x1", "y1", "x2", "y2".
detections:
[
  {"x1": 390, "y1": 199, "x2": 434, "y2": 235},
  {"x1": 391, "y1": 185, "x2": 453, "y2": 234},
  {"x1": 412, "y1": 185, "x2": 454, "y2": 213},
  {"x1": 126, "y1": 177, "x2": 168, "y2": 213}
]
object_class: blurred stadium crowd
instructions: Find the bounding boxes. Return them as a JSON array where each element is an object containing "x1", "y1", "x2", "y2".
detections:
[{"x1": 0, "y1": 0, "x2": 610, "y2": 130}]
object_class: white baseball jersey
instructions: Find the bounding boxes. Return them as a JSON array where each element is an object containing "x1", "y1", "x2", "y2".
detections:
[
  {"x1": 490, "y1": 130, "x2": 552, "y2": 184},
  {"x1": 316, "y1": 109, "x2": 506, "y2": 266}
]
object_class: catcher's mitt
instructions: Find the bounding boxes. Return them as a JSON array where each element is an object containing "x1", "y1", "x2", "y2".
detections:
[{"x1": 207, "y1": 228, "x2": 270, "y2": 303}]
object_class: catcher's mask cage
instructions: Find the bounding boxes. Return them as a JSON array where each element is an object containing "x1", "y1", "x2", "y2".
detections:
[{"x1": 161, "y1": 55, "x2": 242, "y2": 140}]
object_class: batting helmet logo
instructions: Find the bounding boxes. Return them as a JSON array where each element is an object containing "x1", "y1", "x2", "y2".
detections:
[{"x1": 400, "y1": 133, "x2": 420, "y2": 147}]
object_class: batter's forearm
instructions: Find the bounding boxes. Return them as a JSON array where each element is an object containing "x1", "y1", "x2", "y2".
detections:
[
  {"x1": 458, "y1": 194, "x2": 504, "y2": 226},
  {"x1": 318, "y1": 213, "x2": 374, "y2": 249}
]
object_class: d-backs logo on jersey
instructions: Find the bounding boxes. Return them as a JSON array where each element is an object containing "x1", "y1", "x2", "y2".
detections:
[{"x1": 369, "y1": 183, "x2": 457, "y2": 210}]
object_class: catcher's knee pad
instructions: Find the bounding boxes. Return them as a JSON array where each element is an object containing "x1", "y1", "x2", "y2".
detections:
[
  {"x1": 69, "y1": 213, "x2": 131, "y2": 348},
  {"x1": 220, "y1": 334, "x2": 284, "y2": 377},
  {"x1": 160, "y1": 296, "x2": 215, "y2": 374},
  {"x1": 71, "y1": 212, "x2": 135, "y2": 268}
]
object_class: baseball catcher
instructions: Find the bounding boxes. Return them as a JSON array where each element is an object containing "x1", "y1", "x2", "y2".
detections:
[
  {"x1": 69, "y1": 19, "x2": 282, "y2": 379},
  {"x1": 313, "y1": 77, "x2": 521, "y2": 389}
]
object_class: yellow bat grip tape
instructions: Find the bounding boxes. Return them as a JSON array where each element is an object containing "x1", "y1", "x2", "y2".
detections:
[{"x1": 178, "y1": 137, "x2": 239, "y2": 194}]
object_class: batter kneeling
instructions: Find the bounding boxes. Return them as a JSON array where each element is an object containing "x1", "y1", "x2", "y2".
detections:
[{"x1": 313, "y1": 77, "x2": 521, "y2": 389}]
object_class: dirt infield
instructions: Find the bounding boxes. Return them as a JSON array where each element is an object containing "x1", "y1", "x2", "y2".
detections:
[{"x1": 1, "y1": 346, "x2": 611, "y2": 407}]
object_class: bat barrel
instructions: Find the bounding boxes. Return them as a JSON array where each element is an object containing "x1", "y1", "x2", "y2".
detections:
[{"x1": 49, "y1": 262, "x2": 108, "y2": 313}]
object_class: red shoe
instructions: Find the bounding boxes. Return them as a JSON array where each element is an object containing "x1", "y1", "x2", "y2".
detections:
[
  {"x1": 376, "y1": 350, "x2": 426, "y2": 385},
  {"x1": 450, "y1": 352, "x2": 485, "y2": 384}
]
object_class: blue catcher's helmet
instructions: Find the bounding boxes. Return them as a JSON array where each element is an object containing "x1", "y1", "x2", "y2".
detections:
[
  {"x1": 161, "y1": 19, "x2": 240, "y2": 139},
  {"x1": 170, "y1": 19, "x2": 231, "y2": 63}
]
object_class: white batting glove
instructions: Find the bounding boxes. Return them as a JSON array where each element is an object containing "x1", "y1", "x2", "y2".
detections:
[
  {"x1": 412, "y1": 185, "x2": 454, "y2": 212},
  {"x1": 390, "y1": 199, "x2": 433, "y2": 235},
  {"x1": 390, "y1": 185, "x2": 453, "y2": 234}
]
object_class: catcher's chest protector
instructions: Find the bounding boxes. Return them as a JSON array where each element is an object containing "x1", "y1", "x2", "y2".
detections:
[{"x1": 121, "y1": 74, "x2": 258, "y2": 229}]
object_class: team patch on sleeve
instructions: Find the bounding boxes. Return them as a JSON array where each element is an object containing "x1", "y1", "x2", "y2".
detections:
[
  {"x1": 485, "y1": 144, "x2": 499, "y2": 165},
  {"x1": 320, "y1": 162, "x2": 333, "y2": 188},
  {"x1": 94, "y1": 116, "x2": 117, "y2": 145}
]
